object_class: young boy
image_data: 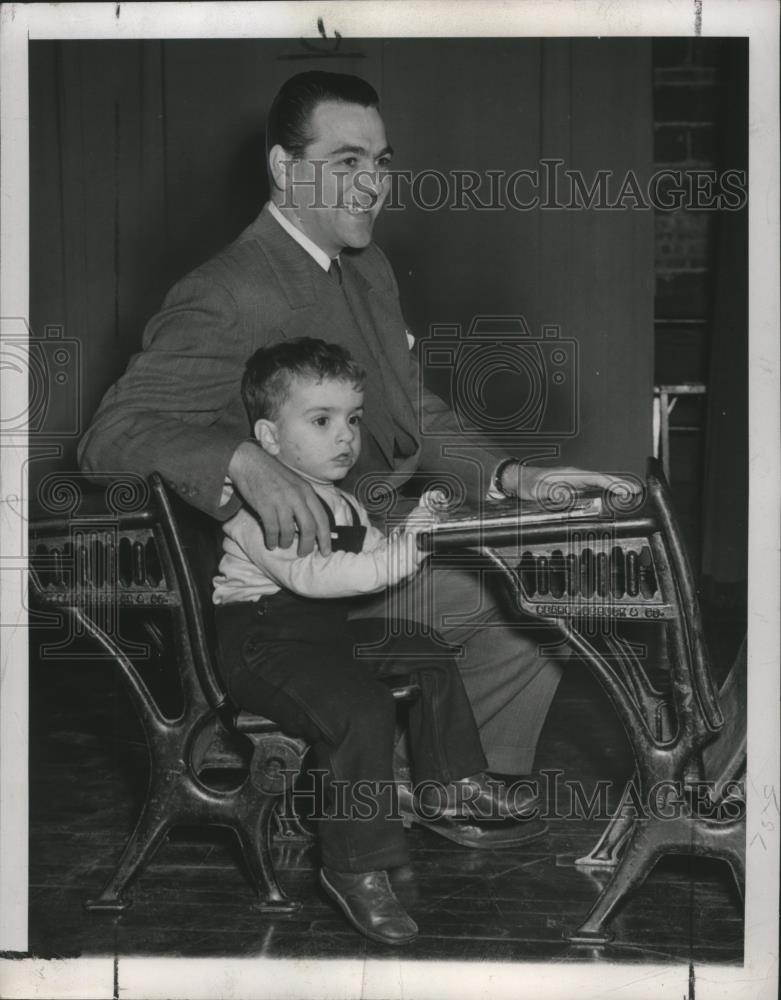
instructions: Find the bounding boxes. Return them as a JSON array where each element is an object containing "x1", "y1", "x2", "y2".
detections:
[{"x1": 213, "y1": 338, "x2": 528, "y2": 946}]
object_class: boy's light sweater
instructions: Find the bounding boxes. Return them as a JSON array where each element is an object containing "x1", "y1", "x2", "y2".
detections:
[{"x1": 213, "y1": 478, "x2": 430, "y2": 605}]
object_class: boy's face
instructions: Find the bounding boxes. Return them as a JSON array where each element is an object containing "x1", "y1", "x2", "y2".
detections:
[{"x1": 256, "y1": 376, "x2": 364, "y2": 482}]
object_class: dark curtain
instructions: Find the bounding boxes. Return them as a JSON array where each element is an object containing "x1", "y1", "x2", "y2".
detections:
[
  {"x1": 700, "y1": 41, "x2": 748, "y2": 605},
  {"x1": 29, "y1": 38, "x2": 654, "y2": 492}
]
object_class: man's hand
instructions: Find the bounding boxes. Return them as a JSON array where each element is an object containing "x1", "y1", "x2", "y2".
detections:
[
  {"x1": 228, "y1": 441, "x2": 332, "y2": 555},
  {"x1": 499, "y1": 462, "x2": 643, "y2": 507}
]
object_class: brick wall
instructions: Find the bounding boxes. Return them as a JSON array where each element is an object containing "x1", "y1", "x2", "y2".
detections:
[
  {"x1": 652, "y1": 38, "x2": 725, "y2": 560},
  {"x1": 653, "y1": 38, "x2": 722, "y2": 382}
]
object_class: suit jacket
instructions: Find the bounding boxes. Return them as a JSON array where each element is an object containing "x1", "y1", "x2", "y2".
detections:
[{"x1": 78, "y1": 204, "x2": 502, "y2": 519}]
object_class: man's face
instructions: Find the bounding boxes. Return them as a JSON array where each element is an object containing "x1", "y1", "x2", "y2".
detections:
[
  {"x1": 257, "y1": 376, "x2": 364, "y2": 483},
  {"x1": 279, "y1": 101, "x2": 392, "y2": 257}
]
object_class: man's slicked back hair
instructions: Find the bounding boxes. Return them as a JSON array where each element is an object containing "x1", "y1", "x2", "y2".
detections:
[
  {"x1": 242, "y1": 337, "x2": 366, "y2": 424},
  {"x1": 266, "y1": 71, "x2": 380, "y2": 161}
]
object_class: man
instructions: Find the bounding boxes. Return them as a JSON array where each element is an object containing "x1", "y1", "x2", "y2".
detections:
[{"x1": 79, "y1": 69, "x2": 623, "y2": 826}]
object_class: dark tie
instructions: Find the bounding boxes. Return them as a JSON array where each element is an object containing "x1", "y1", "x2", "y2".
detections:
[{"x1": 329, "y1": 257, "x2": 343, "y2": 285}]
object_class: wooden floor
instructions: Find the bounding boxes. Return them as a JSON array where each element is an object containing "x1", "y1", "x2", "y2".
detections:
[{"x1": 28, "y1": 609, "x2": 745, "y2": 966}]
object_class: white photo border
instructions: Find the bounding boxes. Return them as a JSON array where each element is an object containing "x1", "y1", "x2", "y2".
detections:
[{"x1": 1, "y1": 2, "x2": 778, "y2": 998}]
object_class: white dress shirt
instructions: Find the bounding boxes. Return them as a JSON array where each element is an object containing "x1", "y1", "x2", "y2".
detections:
[{"x1": 268, "y1": 200, "x2": 334, "y2": 272}]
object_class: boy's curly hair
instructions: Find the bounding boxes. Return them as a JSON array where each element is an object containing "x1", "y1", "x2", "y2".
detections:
[{"x1": 242, "y1": 337, "x2": 366, "y2": 423}]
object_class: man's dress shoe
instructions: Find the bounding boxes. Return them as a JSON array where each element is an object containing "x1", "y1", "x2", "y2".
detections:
[
  {"x1": 416, "y1": 772, "x2": 539, "y2": 820},
  {"x1": 396, "y1": 775, "x2": 546, "y2": 849},
  {"x1": 320, "y1": 867, "x2": 418, "y2": 946}
]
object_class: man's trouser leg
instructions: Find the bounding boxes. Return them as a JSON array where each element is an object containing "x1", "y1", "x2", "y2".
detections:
[
  {"x1": 349, "y1": 560, "x2": 565, "y2": 775},
  {"x1": 348, "y1": 618, "x2": 487, "y2": 784}
]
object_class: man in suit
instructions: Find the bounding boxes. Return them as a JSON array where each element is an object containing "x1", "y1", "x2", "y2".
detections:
[{"x1": 79, "y1": 70, "x2": 625, "y2": 808}]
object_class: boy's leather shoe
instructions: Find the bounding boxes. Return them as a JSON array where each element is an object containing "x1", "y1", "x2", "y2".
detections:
[
  {"x1": 416, "y1": 772, "x2": 539, "y2": 820},
  {"x1": 320, "y1": 867, "x2": 418, "y2": 946}
]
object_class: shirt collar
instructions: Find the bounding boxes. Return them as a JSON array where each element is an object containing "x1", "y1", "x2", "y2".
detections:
[{"x1": 268, "y1": 200, "x2": 337, "y2": 273}]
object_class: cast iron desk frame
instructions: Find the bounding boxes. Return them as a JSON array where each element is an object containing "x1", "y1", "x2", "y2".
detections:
[{"x1": 424, "y1": 458, "x2": 745, "y2": 943}]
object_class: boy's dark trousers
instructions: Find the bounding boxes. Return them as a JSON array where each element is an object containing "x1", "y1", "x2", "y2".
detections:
[{"x1": 214, "y1": 593, "x2": 487, "y2": 874}]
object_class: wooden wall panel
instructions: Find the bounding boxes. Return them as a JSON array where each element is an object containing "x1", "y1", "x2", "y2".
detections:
[{"x1": 29, "y1": 38, "x2": 654, "y2": 489}]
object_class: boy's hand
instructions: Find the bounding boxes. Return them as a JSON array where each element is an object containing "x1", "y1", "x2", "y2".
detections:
[
  {"x1": 403, "y1": 506, "x2": 437, "y2": 536},
  {"x1": 387, "y1": 527, "x2": 428, "y2": 569},
  {"x1": 397, "y1": 494, "x2": 441, "y2": 559},
  {"x1": 418, "y1": 488, "x2": 451, "y2": 513},
  {"x1": 228, "y1": 441, "x2": 332, "y2": 555},
  {"x1": 403, "y1": 489, "x2": 449, "y2": 532}
]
